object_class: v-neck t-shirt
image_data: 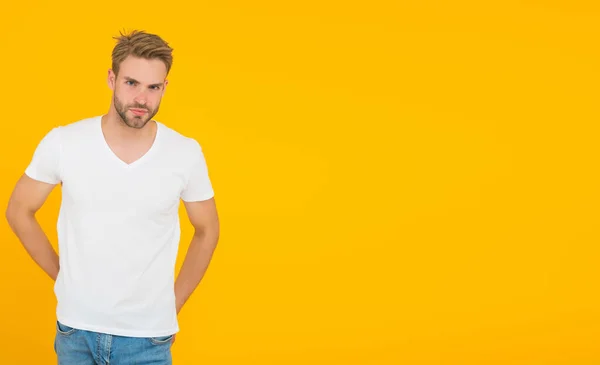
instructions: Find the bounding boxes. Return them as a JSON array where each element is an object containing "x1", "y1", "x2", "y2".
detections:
[{"x1": 24, "y1": 115, "x2": 215, "y2": 337}]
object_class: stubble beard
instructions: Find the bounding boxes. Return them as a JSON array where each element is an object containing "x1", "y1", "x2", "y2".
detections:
[{"x1": 113, "y1": 93, "x2": 159, "y2": 129}]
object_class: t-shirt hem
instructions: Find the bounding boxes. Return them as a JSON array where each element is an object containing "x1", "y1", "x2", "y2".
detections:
[{"x1": 56, "y1": 316, "x2": 179, "y2": 338}]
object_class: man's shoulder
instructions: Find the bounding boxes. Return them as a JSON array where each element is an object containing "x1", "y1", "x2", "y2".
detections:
[
  {"x1": 54, "y1": 115, "x2": 100, "y2": 137},
  {"x1": 157, "y1": 122, "x2": 203, "y2": 152},
  {"x1": 35, "y1": 116, "x2": 99, "y2": 149}
]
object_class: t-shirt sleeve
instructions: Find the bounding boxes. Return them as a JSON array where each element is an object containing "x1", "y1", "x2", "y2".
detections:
[
  {"x1": 24, "y1": 127, "x2": 62, "y2": 185},
  {"x1": 181, "y1": 139, "x2": 215, "y2": 202}
]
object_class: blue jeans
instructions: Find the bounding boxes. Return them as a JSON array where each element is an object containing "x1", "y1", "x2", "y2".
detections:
[{"x1": 54, "y1": 321, "x2": 174, "y2": 364}]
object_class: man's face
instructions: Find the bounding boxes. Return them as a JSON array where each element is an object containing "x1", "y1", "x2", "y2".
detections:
[{"x1": 108, "y1": 55, "x2": 168, "y2": 129}]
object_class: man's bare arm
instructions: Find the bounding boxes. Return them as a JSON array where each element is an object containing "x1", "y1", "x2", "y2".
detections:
[
  {"x1": 174, "y1": 197, "x2": 220, "y2": 314},
  {"x1": 5, "y1": 174, "x2": 60, "y2": 281}
]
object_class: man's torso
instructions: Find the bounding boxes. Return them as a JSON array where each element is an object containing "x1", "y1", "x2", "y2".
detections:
[{"x1": 29, "y1": 115, "x2": 209, "y2": 337}]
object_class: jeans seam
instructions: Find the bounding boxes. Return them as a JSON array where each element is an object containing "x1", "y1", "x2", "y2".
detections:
[
  {"x1": 107, "y1": 335, "x2": 112, "y2": 365},
  {"x1": 94, "y1": 333, "x2": 101, "y2": 365}
]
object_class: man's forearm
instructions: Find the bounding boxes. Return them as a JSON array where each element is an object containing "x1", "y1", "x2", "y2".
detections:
[
  {"x1": 174, "y1": 229, "x2": 218, "y2": 313},
  {"x1": 6, "y1": 211, "x2": 59, "y2": 281}
]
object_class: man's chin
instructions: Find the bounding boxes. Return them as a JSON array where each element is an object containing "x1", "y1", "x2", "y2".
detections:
[
  {"x1": 123, "y1": 116, "x2": 150, "y2": 129},
  {"x1": 127, "y1": 121, "x2": 148, "y2": 129}
]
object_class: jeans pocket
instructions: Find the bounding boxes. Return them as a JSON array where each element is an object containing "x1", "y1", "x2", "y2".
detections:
[
  {"x1": 56, "y1": 321, "x2": 77, "y2": 336},
  {"x1": 150, "y1": 334, "x2": 174, "y2": 345}
]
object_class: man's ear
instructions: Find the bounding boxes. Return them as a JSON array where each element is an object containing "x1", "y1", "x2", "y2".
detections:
[{"x1": 107, "y1": 69, "x2": 116, "y2": 91}]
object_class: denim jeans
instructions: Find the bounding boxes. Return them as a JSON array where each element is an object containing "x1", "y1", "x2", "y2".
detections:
[{"x1": 54, "y1": 321, "x2": 174, "y2": 365}]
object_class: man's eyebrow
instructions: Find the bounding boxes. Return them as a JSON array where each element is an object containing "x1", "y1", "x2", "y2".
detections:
[{"x1": 123, "y1": 76, "x2": 163, "y2": 87}]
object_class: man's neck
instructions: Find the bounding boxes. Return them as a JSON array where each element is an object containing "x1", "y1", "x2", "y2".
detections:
[{"x1": 101, "y1": 110, "x2": 156, "y2": 142}]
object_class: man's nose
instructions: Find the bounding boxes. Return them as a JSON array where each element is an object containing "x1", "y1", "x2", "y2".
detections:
[{"x1": 134, "y1": 93, "x2": 147, "y2": 105}]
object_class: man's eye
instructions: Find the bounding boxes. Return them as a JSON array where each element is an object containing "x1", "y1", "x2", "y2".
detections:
[{"x1": 126, "y1": 81, "x2": 135, "y2": 85}]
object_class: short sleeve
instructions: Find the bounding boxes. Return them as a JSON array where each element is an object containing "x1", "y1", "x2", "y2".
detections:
[
  {"x1": 24, "y1": 127, "x2": 62, "y2": 185},
  {"x1": 181, "y1": 139, "x2": 215, "y2": 202}
]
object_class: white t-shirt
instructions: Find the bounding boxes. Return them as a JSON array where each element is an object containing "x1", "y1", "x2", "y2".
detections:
[{"x1": 24, "y1": 115, "x2": 215, "y2": 337}]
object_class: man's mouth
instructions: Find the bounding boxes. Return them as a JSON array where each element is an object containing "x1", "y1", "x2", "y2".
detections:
[{"x1": 130, "y1": 108, "x2": 148, "y2": 116}]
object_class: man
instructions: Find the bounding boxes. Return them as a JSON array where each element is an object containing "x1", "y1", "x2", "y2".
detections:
[{"x1": 5, "y1": 30, "x2": 220, "y2": 364}]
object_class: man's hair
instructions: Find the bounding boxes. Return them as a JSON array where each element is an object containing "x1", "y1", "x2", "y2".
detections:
[{"x1": 111, "y1": 29, "x2": 174, "y2": 76}]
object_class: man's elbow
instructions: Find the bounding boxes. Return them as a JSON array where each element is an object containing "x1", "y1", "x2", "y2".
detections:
[
  {"x1": 5, "y1": 200, "x2": 18, "y2": 228},
  {"x1": 5, "y1": 201, "x2": 34, "y2": 231},
  {"x1": 193, "y1": 223, "x2": 220, "y2": 244}
]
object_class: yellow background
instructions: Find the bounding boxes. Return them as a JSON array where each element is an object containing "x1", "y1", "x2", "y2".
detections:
[{"x1": 1, "y1": 0, "x2": 599, "y2": 364}]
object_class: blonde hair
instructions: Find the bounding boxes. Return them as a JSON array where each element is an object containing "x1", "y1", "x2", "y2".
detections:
[{"x1": 111, "y1": 29, "x2": 173, "y2": 76}]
